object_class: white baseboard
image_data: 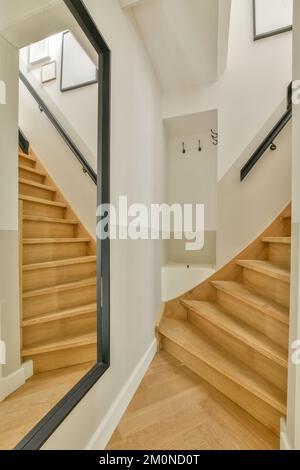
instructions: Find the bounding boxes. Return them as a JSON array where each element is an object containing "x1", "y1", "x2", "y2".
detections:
[
  {"x1": 280, "y1": 418, "x2": 293, "y2": 450},
  {"x1": 0, "y1": 360, "x2": 33, "y2": 401},
  {"x1": 86, "y1": 339, "x2": 157, "y2": 450}
]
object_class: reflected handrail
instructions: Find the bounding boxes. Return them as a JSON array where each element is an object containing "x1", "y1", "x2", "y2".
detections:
[{"x1": 19, "y1": 71, "x2": 97, "y2": 185}]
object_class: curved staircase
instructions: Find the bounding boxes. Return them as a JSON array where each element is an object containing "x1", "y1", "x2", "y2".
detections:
[
  {"x1": 19, "y1": 149, "x2": 97, "y2": 374},
  {"x1": 157, "y1": 206, "x2": 291, "y2": 436}
]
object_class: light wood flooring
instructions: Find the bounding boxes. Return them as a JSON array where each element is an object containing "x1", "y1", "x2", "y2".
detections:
[
  {"x1": 0, "y1": 362, "x2": 93, "y2": 450},
  {"x1": 107, "y1": 351, "x2": 279, "y2": 450}
]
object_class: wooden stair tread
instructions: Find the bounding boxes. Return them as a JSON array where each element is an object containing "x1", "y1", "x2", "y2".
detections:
[
  {"x1": 23, "y1": 238, "x2": 90, "y2": 245},
  {"x1": 23, "y1": 215, "x2": 78, "y2": 225},
  {"x1": 22, "y1": 303, "x2": 97, "y2": 327},
  {"x1": 262, "y1": 237, "x2": 291, "y2": 244},
  {"x1": 22, "y1": 332, "x2": 97, "y2": 357},
  {"x1": 19, "y1": 195, "x2": 67, "y2": 208},
  {"x1": 19, "y1": 165, "x2": 46, "y2": 177},
  {"x1": 23, "y1": 278, "x2": 96, "y2": 299},
  {"x1": 211, "y1": 281, "x2": 289, "y2": 325},
  {"x1": 23, "y1": 256, "x2": 96, "y2": 271},
  {"x1": 19, "y1": 152, "x2": 36, "y2": 163},
  {"x1": 181, "y1": 299, "x2": 287, "y2": 367},
  {"x1": 19, "y1": 178, "x2": 56, "y2": 192},
  {"x1": 159, "y1": 317, "x2": 286, "y2": 414},
  {"x1": 19, "y1": 149, "x2": 97, "y2": 375},
  {"x1": 236, "y1": 259, "x2": 290, "y2": 283}
]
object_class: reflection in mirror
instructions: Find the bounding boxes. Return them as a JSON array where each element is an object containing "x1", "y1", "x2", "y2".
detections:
[{"x1": 0, "y1": 0, "x2": 99, "y2": 450}]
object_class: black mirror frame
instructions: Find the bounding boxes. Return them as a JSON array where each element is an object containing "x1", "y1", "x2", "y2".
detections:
[{"x1": 15, "y1": 0, "x2": 110, "y2": 450}]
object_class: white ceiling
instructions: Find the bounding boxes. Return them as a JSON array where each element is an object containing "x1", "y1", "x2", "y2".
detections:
[
  {"x1": 127, "y1": 0, "x2": 222, "y2": 92},
  {"x1": 0, "y1": 0, "x2": 97, "y2": 65},
  {"x1": 0, "y1": 0, "x2": 58, "y2": 31},
  {"x1": 0, "y1": 0, "x2": 78, "y2": 48}
]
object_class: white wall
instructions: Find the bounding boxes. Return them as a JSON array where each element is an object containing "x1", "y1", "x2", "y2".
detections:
[
  {"x1": 162, "y1": 0, "x2": 292, "y2": 181},
  {"x1": 283, "y1": 0, "x2": 300, "y2": 451},
  {"x1": 217, "y1": 105, "x2": 291, "y2": 267},
  {"x1": 41, "y1": 0, "x2": 166, "y2": 449},
  {"x1": 167, "y1": 132, "x2": 217, "y2": 226},
  {"x1": 164, "y1": 111, "x2": 218, "y2": 264},
  {"x1": 0, "y1": 34, "x2": 25, "y2": 396},
  {"x1": 161, "y1": 264, "x2": 215, "y2": 301},
  {"x1": 20, "y1": 31, "x2": 98, "y2": 166},
  {"x1": 19, "y1": 81, "x2": 97, "y2": 236}
]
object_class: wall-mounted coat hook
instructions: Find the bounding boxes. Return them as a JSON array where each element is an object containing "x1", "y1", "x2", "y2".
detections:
[
  {"x1": 211, "y1": 129, "x2": 218, "y2": 146},
  {"x1": 182, "y1": 142, "x2": 186, "y2": 155},
  {"x1": 198, "y1": 140, "x2": 202, "y2": 152}
]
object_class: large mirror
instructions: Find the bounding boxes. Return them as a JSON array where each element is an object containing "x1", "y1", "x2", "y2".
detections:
[{"x1": 0, "y1": 0, "x2": 110, "y2": 450}]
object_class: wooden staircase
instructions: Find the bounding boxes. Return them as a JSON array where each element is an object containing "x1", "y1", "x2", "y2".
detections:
[
  {"x1": 157, "y1": 206, "x2": 291, "y2": 436},
  {"x1": 19, "y1": 150, "x2": 97, "y2": 374}
]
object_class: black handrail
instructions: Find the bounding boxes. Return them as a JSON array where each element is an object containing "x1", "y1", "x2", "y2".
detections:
[
  {"x1": 19, "y1": 129, "x2": 30, "y2": 155},
  {"x1": 240, "y1": 82, "x2": 292, "y2": 181},
  {"x1": 19, "y1": 71, "x2": 97, "y2": 185}
]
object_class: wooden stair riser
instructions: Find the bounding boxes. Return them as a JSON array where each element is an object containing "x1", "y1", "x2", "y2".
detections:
[
  {"x1": 23, "y1": 312, "x2": 96, "y2": 347},
  {"x1": 19, "y1": 167, "x2": 45, "y2": 184},
  {"x1": 187, "y1": 310, "x2": 287, "y2": 392},
  {"x1": 19, "y1": 181, "x2": 55, "y2": 201},
  {"x1": 19, "y1": 155, "x2": 36, "y2": 168},
  {"x1": 23, "y1": 283, "x2": 96, "y2": 319},
  {"x1": 215, "y1": 290, "x2": 289, "y2": 350},
  {"x1": 22, "y1": 199, "x2": 65, "y2": 219},
  {"x1": 158, "y1": 205, "x2": 291, "y2": 439},
  {"x1": 268, "y1": 243, "x2": 291, "y2": 269},
  {"x1": 28, "y1": 344, "x2": 97, "y2": 374},
  {"x1": 23, "y1": 241, "x2": 90, "y2": 265},
  {"x1": 23, "y1": 219, "x2": 77, "y2": 239},
  {"x1": 282, "y1": 219, "x2": 292, "y2": 237},
  {"x1": 23, "y1": 261, "x2": 96, "y2": 292},
  {"x1": 162, "y1": 336, "x2": 282, "y2": 435},
  {"x1": 281, "y1": 217, "x2": 291, "y2": 237},
  {"x1": 18, "y1": 149, "x2": 98, "y2": 376},
  {"x1": 242, "y1": 268, "x2": 290, "y2": 308}
]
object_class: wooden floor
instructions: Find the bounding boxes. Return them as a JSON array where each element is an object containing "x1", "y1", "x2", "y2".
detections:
[
  {"x1": 107, "y1": 351, "x2": 279, "y2": 450},
  {"x1": 0, "y1": 362, "x2": 93, "y2": 450}
]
